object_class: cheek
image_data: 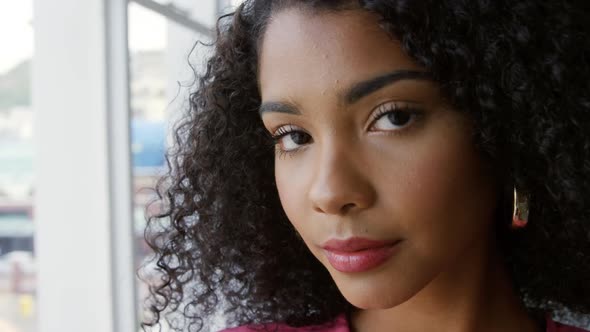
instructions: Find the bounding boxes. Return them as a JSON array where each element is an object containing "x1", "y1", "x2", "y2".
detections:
[
  {"x1": 386, "y1": 128, "x2": 497, "y2": 259},
  {"x1": 275, "y1": 162, "x2": 309, "y2": 231}
]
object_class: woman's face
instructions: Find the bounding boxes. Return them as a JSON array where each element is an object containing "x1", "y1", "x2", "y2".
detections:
[{"x1": 259, "y1": 8, "x2": 498, "y2": 309}]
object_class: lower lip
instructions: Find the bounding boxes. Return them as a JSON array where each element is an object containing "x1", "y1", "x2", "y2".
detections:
[{"x1": 323, "y1": 243, "x2": 400, "y2": 273}]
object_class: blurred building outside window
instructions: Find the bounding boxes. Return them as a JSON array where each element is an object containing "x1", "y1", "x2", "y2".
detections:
[{"x1": 0, "y1": 1, "x2": 36, "y2": 332}]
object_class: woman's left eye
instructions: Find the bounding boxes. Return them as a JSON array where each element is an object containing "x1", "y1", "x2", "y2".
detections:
[{"x1": 370, "y1": 104, "x2": 422, "y2": 132}]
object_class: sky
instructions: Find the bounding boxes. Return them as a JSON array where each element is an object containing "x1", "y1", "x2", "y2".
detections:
[
  {"x1": 0, "y1": 1, "x2": 167, "y2": 75},
  {"x1": 0, "y1": 1, "x2": 34, "y2": 74}
]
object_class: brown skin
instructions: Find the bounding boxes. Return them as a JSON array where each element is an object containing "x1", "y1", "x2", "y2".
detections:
[{"x1": 258, "y1": 8, "x2": 541, "y2": 332}]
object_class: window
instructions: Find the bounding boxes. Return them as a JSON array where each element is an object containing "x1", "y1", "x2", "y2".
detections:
[{"x1": 0, "y1": 1, "x2": 37, "y2": 331}]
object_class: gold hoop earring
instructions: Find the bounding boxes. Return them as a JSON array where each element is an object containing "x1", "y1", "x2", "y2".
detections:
[{"x1": 512, "y1": 187, "x2": 529, "y2": 229}]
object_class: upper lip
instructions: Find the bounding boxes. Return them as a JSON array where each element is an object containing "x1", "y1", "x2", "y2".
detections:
[{"x1": 321, "y1": 237, "x2": 401, "y2": 252}]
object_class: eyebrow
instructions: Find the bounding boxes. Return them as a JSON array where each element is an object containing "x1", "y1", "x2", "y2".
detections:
[{"x1": 258, "y1": 69, "x2": 432, "y2": 116}]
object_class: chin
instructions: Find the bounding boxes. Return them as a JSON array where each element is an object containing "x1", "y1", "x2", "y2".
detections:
[
  {"x1": 341, "y1": 289, "x2": 410, "y2": 310},
  {"x1": 331, "y1": 273, "x2": 419, "y2": 310}
]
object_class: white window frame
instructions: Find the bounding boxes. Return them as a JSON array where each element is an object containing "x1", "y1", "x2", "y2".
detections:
[{"x1": 34, "y1": 0, "x2": 135, "y2": 331}]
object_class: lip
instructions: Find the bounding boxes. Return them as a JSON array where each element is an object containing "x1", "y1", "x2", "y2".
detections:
[{"x1": 321, "y1": 237, "x2": 402, "y2": 273}]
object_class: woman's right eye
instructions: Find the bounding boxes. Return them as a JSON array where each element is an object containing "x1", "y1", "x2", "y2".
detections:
[{"x1": 272, "y1": 125, "x2": 312, "y2": 153}]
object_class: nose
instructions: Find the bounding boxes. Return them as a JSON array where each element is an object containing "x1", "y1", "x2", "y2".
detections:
[{"x1": 308, "y1": 144, "x2": 376, "y2": 216}]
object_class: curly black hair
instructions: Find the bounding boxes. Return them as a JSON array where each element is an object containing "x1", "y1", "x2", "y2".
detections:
[{"x1": 140, "y1": 0, "x2": 590, "y2": 331}]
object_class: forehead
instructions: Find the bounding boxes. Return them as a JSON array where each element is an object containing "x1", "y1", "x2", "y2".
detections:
[{"x1": 258, "y1": 8, "x2": 422, "y2": 101}]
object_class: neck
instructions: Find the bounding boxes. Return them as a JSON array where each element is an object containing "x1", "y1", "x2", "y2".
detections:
[{"x1": 350, "y1": 236, "x2": 542, "y2": 332}]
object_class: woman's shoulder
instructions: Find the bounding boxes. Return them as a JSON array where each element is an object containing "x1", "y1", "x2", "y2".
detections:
[
  {"x1": 218, "y1": 313, "x2": 350, "y2": 332},
  {"x1": 219, "y1": 313, "x2": 590, "y2": 332}
]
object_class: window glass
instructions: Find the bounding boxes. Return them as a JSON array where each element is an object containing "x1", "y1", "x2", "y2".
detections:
[{"x1": 0, "y1": 1, "x2": 37, "y2": 331}]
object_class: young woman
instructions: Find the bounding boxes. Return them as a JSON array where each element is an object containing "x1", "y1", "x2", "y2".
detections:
[{"x1": 142, "y1": 1, "x2": 590, "y2": 331}]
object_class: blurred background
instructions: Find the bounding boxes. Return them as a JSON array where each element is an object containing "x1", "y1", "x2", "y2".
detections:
[{"x1": 0, "y1": 1, "x2": 242, "y2": 331}]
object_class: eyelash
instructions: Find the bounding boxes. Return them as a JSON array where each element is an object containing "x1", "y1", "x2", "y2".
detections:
[
  {"x1": 275, "y1": 146, "x2": 294, "y2": 160},
  {"x1": 271, "y1": 124, "x2": 307, "y2": 159},
  {"x1": 270, "y1": 103, "x2": 423, "y2": 158},
  {"x1": 368, "y1": 103, "x2": 422, "y2": 131},
  {"x1": 274, "y1": 124, "x2": 298, "y2": 139}
]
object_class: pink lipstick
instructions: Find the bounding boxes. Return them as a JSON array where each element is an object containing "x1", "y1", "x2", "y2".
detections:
[{"x1": 321, "y1": 237, "x2": 401, "y2": 273}]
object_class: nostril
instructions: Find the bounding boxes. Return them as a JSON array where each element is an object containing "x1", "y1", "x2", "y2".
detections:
[
  {"x1": 313, "y1": 202, "x2": 356, "y2": 215},
  {"x1": 341, "y1": 203, "x2": 356, "y2": 214}
]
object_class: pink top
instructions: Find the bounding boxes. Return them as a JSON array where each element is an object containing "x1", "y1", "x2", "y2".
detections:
[{"x1": 220, "y1": 313, "x2": 589, "y2": 332}]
